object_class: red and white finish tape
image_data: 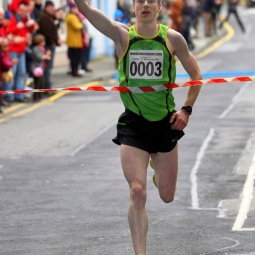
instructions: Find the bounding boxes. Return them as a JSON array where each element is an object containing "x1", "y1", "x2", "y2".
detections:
[{"x1": 0, "y1": 76, "x2": 254, "y2": 95}]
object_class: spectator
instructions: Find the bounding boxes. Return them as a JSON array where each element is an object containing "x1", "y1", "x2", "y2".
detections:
[
  {"x1": 37, "y1": 0, "x2": 61, "y2": 91},
  {"x1": 180, "y1": 0, "x2": 195, "y2": 50},
  {"x1": 211, "y1": 0, "x2": 222, "y2": 35},
  {"x1": 54, "y1": 7, "x2": 65, "y2": 29},
  {"x1": 3, "y1": 11, "x2": 12, "y2": 36},
  {"x1": 190, "y1": 0, "x2": 202, "y2": 38},
  {"x1": 0, "y1": 10, "x2": 16, "y2": 44},
  {"x1": 169, "y1": 0, "x2": 183, "y2": 32},
  {"x1": 25, "y1": 32, "x2": 33, "y2": 80},
  {"x1": 157, "y1": 5, "x2": 172, "y2": 26},
  {"x1": 0, "y1": 38, "x2": 18, "y2": 107},
  {"x1": 65, "y1": 3, "x2": 84, "y2": 77},
  {"x1": 0, "y1": 7, "x2": 6, "y2": 39},
  {"x1": 80, "y1": 18, "x2": 93, "y2": 73},
  {"x1": 219, "y1": 0, "x2": 245, "y2": 33},
  {"x1": 33, "y1": 0, "x2": 43, "y2": 22},
  {"x1": 117, "y1": 0, "x2": 131, "y2": 25},
  {"x1": 27, "y1": 0, "x2": 36, "y2": 21},
  {"x1": 114, "y1": 8, "x2": 127, "y2": 69},
  {"x1": 6, "y1": 1, "x2": 36, "y2": 102},
  {"x1": 202, "y1": 0, "x2": 215, "y2": 36},
  {"x1": 31, "y1": 34, "x2": 51, "y2": 101}
]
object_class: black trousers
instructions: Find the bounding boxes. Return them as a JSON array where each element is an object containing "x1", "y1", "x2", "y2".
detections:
[
  {"x1": 68, "y1": 47, "x2": 82, "y2": 72},
  {"x1": 81, "y1": 39, "x2": 92, "y2": 70},
  {"x1": 220, "y1": 9, "x2": 245, "y2": 32},
  {"x1": 33, "y1": 76, "x2": 44, "y2": 100}
]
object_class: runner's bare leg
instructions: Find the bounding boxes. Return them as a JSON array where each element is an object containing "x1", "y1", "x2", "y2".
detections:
[
  {"x1": 121, "y1": 145, "x2": 150, "y2": 255},
  {"x1": 151, "y1": 144, "x2": 178, "y2": 203}
]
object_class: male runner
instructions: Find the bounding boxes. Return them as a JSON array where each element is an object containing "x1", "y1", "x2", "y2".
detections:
[{"x1": 74, "y1": 0, "x2": 202, "y2": 254}]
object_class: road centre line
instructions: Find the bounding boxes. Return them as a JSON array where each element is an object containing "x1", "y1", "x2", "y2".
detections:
[
  {"x1": 232, "y1": 150, "x2": 255, "y2": 231},
  {"x1": 190, "y1": 128, "x2": 215, "y2": 209},
  {"x1": 218, "y1": 81, "x2": 251, "y2": 119}
]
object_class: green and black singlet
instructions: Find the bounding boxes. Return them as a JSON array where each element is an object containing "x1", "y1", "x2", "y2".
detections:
[{"x1": 118, "y1": 24, "x2": 176, "y2": 122}]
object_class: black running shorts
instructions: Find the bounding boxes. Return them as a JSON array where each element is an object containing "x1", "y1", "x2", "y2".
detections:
[{"x1": 112, "y1": 109, "x2": 185, "y2": 154}]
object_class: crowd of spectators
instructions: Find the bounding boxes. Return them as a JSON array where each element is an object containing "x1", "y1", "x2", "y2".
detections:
[{"x1": 0, "y1": 0, "x2": 93, "y2": 113}]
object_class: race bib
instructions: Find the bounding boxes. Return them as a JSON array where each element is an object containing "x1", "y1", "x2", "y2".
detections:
[{"x1": 129, "y1": 50, "x2": 163, "y2": 79}]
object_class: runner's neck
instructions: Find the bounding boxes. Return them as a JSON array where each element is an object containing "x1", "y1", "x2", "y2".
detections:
[{"x1": 134, "y1": 22, "x2": 159, "y2": 38}]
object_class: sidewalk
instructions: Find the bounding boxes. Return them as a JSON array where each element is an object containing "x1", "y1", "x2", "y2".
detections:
[{"x1": 51, "y1": 57, "x2": 117, "y2": 89}]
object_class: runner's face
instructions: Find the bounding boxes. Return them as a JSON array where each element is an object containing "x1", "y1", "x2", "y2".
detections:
[{"x1": 133, "y1": 0, "x2": 161, "y2": 22}]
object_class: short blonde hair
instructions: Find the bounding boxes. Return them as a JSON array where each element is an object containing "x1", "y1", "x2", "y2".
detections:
[{"x1": 32, "y1": 34, "x2": 45, "y2": 46}]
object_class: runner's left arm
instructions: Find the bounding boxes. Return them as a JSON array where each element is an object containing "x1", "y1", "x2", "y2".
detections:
[{"x1": 168, "y1": 29, "x2": 202, "y2": 130}]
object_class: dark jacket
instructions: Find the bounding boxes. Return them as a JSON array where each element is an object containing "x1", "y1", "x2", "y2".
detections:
[
  {"x1": 228, "y1": 0, "x2": 238, "y2": 11},
  {"x1": 37, "y1": 11, "x2": 59, "y2": 47},
  {"x1": 33, "y1": 4, "x2": 42, "y2": 21},
  {"x1": 202, "y1": 0, "x2": 215, "y2": 12}
]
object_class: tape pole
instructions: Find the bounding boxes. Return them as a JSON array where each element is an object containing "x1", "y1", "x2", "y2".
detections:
[{"x1": 0, "y1": 76, "x2": 254, "y2": 95}]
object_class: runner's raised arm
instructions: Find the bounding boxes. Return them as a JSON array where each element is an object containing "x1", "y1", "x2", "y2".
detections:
[{"x1": 73, "y1": 0, "x2": 128, "y2": 43}]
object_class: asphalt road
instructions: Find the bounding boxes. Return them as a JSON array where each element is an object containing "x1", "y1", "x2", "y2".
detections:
[{"x1": 1, "y1": 8, "x2": 255, "y2": 255}]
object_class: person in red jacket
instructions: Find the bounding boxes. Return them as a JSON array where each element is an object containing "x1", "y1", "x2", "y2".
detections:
[
  {"x1": 6, "y1": 1, "x2": 36, "y2": 102},
  {"x1": 0, "y1": 8, "x2": 6, "y2": 39}
]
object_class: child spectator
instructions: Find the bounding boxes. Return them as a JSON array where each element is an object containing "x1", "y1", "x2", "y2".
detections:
[
  {"x1": 0, "y1": 38, "x2": 18, "y2": 110},
  {"x1": 31, "y1": 34, "x2": 51, "y2": 102}
]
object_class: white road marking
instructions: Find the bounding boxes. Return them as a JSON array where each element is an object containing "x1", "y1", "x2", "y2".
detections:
[
  {"x1": 70, "y1": 120, "x2": 116, "y2": 156},
  {"x1": 217, "y1": 200, "x2": 227, "y2": 218},
  {"x1": 188, "y1": 207, "x2": 218, "y2": 211},
  {"x1": 190, "y1": 128, "x2": 215, "y2": 209},
  {"x1": 244, "y1": 24, "x2": 253, "y2": 40},
  {"x1": 0, "y1": 165, "x2": 2, "y2": 181},
  {"x1": 218, "y1": 81, "x2": 251, "y2": 119},
  {"x1": 232, "y1": 150, "x2": 255, "y2": 231},
  {"x1": 216, "y1": 237, "x2": 240, "y2": 251}
]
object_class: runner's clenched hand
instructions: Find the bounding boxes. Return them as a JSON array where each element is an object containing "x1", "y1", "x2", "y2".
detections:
[{"x1": 170, "y1": 110, "x2": 189, "y2": 131}]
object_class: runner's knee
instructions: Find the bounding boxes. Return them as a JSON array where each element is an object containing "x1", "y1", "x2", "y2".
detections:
[
  {"x1": 159, "y1": 191, "x2": 175, "y2": 204},
  {"x1": 130, "y1": 184, "x2": 147, "y2": 205}
]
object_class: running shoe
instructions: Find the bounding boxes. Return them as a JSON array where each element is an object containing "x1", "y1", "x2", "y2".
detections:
[{"x1": 150, "y1": 160, "x2": 158, "y2": 188}]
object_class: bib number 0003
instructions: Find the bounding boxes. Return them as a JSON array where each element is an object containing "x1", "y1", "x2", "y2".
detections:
[
  {"x1": 129, "y1": 50, "x2": 164, "y2": 79},
  {"x1": 130, "y1": 61, "x2": 162, "y2": 77}
]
